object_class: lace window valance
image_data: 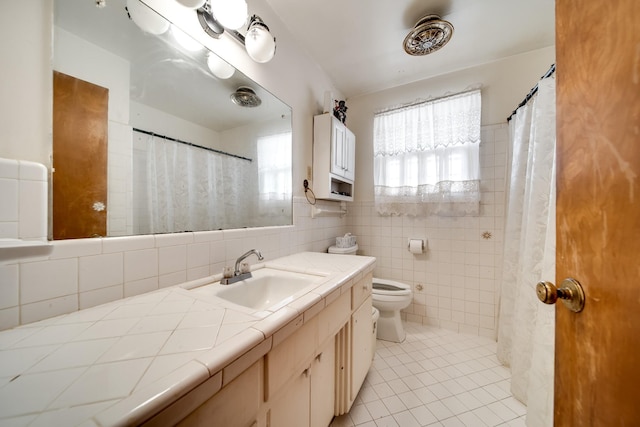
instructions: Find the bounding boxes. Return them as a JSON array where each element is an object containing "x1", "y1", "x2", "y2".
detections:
[{"x1": 373, "y1": 89, "x2": 481, "y2": 216}]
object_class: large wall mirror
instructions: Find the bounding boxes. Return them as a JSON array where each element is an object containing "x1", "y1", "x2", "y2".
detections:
[{"x1": 52, "y1": 0, "x2": 293, "y2": 239}]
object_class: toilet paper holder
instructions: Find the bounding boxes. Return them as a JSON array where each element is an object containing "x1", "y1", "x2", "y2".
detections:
[{"x1": 407, "y1": 238, "x2": 426, "y2": 253}]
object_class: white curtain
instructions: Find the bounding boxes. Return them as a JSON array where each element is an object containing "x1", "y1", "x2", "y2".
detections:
[
  {"x1": 133, "y1": 132, "x2": 254, "y2": 234},
  {"x1": 373, "y1": 89, "x2": 481, "y2": 216},
  {"x1": 497, "y1": 76, "x2": 556, "y2": 427}
]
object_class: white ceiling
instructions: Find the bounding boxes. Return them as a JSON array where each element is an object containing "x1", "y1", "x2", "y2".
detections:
[{"x1": 264, "y1": 0, "x2": 556, "y2": 98}]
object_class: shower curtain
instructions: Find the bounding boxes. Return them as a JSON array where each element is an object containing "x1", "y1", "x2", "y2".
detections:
[
  {"x1": 133, "y1": 131, "x2": 254, "y2": 234},
  {"x1": 497, "y1": 76, "x2": 556, "y2": 427}
]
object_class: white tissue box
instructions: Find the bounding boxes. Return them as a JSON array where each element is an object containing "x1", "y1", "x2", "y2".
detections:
[{"x1": 336, "y1": 235, "x2": 357, "y2": 248}]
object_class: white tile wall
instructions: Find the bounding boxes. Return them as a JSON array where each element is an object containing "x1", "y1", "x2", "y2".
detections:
[
  {"x1": 1, "y1": 158, "x2": 50, "y2": 329},
  {"x1": 0, "y1": 197, "x2": 348, "y2": 331},
  {"x1": 107, "y1": 121, "x2": 134, "y2": 237},
  {"x1": 348, "y1": 124, "x2": 508, "y2": 338},
  {"x1": 0, "y1": 158, "x2": 48, "y2": 241}
]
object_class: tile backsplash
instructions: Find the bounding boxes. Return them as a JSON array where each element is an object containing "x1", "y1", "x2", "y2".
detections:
[{"x1": 0, "y1": 197, "x2": 348, "y2": 331}]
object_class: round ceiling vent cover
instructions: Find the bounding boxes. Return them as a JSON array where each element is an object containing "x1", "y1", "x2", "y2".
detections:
[
  {"x1": 403, "y1": 15, "x2": 454, "y2": 56},
  {"x1": 230, "y1": 86, "x2": 262, "y2": 107}
]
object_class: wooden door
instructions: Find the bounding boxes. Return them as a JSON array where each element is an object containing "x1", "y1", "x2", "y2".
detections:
[
  {"x1": 555, "y1": 0, "x2": 640, "y2": 424},
  {"x1": 53, "y1": 71, "x2": 108, "y2": 239}
]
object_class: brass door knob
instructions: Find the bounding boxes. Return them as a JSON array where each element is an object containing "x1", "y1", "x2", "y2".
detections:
[{"x1": 536, "y1": 278, "x2": 585, "y2": 313}]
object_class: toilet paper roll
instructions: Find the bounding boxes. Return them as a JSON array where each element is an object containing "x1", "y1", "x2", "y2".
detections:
[{"x1": 408, "y1": 239, "x2": 424, "y2": 254}]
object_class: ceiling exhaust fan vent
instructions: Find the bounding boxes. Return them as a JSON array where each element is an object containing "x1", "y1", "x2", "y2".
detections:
[
  {"x1": 230, "y1": 86, "x2": 262, "y2": 107},
  {"x1": 403, "y1": 15, "x2": 454, "y2": 56}
]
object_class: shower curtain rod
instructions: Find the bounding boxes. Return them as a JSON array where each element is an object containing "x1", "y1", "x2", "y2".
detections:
[
  {"x1": 133, "y1": 128, "x2": 252, "y2": 162},
  {"x1": 507, "y1": 63, "x2": 556, "y2": 122}
]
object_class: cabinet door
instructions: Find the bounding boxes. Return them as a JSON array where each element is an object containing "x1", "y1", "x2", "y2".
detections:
[
  {"x1": 310, "y1": 339, "x2": 336, "y2": 427},
  {"x1": 331, "y1": 120, "x2": 346, "y2": 177},
  {"x1": 269, "y1": 366, "x2": 311, "y2": 427},
  {"x1": 177, "y1": 360, "x2": 262, "y2": 427},
  {"x1": 350, "y1": 296, "x2": 373, "y2": 403},
  {"x1": 343, "y1": 128, "x2": 356, "y2": 182}
]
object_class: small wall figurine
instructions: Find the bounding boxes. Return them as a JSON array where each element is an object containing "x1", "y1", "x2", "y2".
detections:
[{"x1": 333, "y1": 99, "x2": 348, "y2": 124}]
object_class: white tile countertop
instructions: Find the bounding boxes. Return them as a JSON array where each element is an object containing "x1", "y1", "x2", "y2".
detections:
[{"x1": 0, "y1": 252, "x2": 375, "y2": 427}]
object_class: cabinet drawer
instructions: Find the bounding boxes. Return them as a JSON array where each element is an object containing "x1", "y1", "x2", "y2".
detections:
[
  {"x1": 351, "y1": 272, "x2": 372, "y2": 310},
  {"x1": 318, "y1": 290, "x2": 350, "y2": 345}
]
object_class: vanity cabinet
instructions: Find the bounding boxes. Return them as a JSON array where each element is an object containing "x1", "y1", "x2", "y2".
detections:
[
  {"x1": 350, "y1": 272, "x2": 374, "y2": 406},
  {"x1": 171, "y1": 360, "x2": 263, "y2": 427},
  {"x1": 145, "y1": 272, "x2": 373, "y2": 427},
  {"x1": 310, "y1": 340, "x2": 337, "y2": 427},
  {"x1": 313, "y1": 113, "x2": 355, "y2": 201},
  {"x1": 269, "y1": 338, "x2": 336, "y2": 427},
  {"x1": 351, "y1": 295, "x2": 373, "y2": 403},
  {"x1": 266, "y1": 292, "x2": 349, "y2": 427}
]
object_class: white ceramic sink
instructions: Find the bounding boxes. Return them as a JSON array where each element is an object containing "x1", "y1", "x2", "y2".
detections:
[{"x1": 188, "y1": 267, "x2": 327, "y2": 311}]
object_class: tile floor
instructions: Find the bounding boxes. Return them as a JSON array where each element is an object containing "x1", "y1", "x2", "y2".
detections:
[{"x1": 331, "y1": 322, "x2": 527, "y2": 427}]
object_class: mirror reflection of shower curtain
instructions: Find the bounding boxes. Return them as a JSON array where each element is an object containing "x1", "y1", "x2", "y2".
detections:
[
  {"x1": 132, "y1": 131, "x2": 253, "y2": 234},
  {"x1": 497, "y1": 77, "x2": 556, "y2": 427},
  {"x1": 257, "y1": 132, "x2": 292, "y2": 223}
]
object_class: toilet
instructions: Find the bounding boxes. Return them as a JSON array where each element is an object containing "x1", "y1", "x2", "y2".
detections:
[{"x1": 328, "y1": 244, "x2": 413, "y2": 343}]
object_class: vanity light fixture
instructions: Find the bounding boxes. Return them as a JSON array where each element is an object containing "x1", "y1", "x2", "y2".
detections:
[
  {"x1": 175, "y1": 0, "x2": 206, "y2": 9},
  {"x1": 210, "y1": 0, "x2": 248, "y2": 30},
  {"x1": 244, "y1": 15, "x2": 276, "y2": 63},
  {"x1": 126, "y1": 0, "x2": 169, "y2": 35},
  {"x1": 207, "y1": 52, "x2": 235, "y2": 79},
  {"x1": 196, "y1": 1, "x2": 276, "y2": 63}
]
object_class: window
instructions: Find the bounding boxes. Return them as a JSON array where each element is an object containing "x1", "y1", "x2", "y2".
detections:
[
  {"x1": 257, "y1": 132, "x2": 292, "y2": 214},
  {"x1": 373, "y1": 89, "x2": 481, "y2": 216}
]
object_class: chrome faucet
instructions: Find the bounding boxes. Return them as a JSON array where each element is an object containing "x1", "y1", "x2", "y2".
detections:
[{"x1": 220, "y1": 249, "x2": 264, "y2": 285}]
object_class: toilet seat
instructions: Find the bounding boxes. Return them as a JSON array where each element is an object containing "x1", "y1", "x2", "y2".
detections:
[{"x1": 372, "y1": 278, "x2": 412, "y2": 297}]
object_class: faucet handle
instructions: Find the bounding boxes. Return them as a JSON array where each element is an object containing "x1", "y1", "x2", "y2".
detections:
[
  {"x1": 240, "y1": 262, "x2": 251, "y2": 274},
  {"x1": 222, "y1": 266, "x2": 234, "y2": 278}
]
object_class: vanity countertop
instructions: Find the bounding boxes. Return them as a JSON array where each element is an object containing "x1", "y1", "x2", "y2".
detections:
[{"x1": 0, "y1": 252, "x2": 375, "y2": 427}]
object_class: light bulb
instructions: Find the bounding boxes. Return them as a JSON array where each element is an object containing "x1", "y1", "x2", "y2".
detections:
[
  {"x1": 210, "y1": 0, "x2": 247, "y2": 30},
  {"x1": 172, "y1": 25, "x2": 203, "y2": 52},
  {"x1": 174, "y1": 0, "x2": 206, "y2": 9},
  {"x1": 207, "y1": 53, "x2": 235, "y2": 79},
  {"x1": 245, "y1": 19, "x2": 276, "y2": 63},
  {"x1": 126, "y1": 0, "x2": 169, "y2": 35}
]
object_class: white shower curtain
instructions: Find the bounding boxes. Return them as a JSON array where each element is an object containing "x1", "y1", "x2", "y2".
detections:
[
  {"x1": 497, "y1": 76, "x2": 556, "y2": 427},
  {"x1": 133, "y1": 132, "x2": 255, "y2": 234}
]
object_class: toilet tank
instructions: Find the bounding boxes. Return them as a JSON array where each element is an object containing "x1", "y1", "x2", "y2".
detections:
[{"x1": 328, "y1": 244, "x2": 358, "y2": 255}]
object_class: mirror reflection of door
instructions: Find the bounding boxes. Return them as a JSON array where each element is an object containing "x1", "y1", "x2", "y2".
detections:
[{"x1": 52, "y1": 71, "x2": 108, "y2": 239}]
